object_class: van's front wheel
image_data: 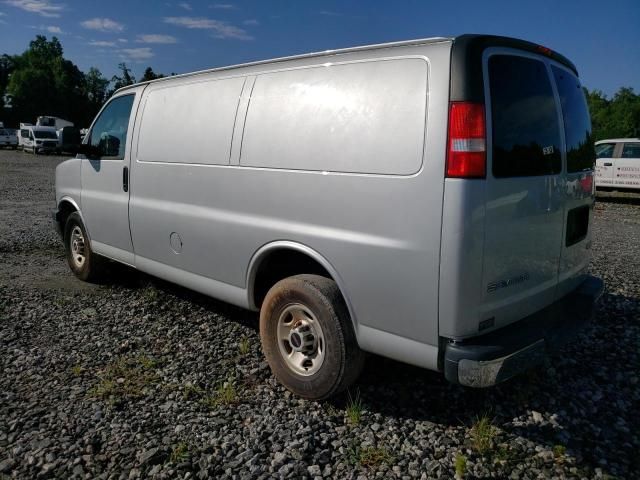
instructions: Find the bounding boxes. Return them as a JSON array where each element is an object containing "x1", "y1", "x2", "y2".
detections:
[
  {"x1": 259, "y1": 274, "x2": 364, "y2": 400},
  {"x1": 64, "y1": 212, "x2": 107, "y2": 282}
]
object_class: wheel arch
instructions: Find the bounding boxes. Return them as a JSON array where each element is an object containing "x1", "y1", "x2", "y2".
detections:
[
  {"x1": 57, "y1": 197, "x2": 91, "y2": 242},
  {"x1": 246, "y1": 241, "x2": 360, "y2": 336}
]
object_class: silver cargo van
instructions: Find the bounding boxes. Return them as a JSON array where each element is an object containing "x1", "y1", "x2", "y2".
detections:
[{"x1": 53, "y1": 34, "x2": 603, "y2": 399}]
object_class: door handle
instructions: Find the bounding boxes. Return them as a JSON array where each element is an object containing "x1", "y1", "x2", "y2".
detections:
[
  {"x1": 123, "y1": 166, "x2": 129, "y2": 192},
  {"x1": 604, "y1": 162, "x2": 613, "y2": 166}
]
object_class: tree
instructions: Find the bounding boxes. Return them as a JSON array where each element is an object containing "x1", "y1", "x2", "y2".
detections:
[
  {"x1": 586, "y1": 87, "x2": 640, "y2": 140},
  {"x1": 110, "y1": 62, "x2": 135, "y2": 93},
  {"x1": 140, "y1": 66, "x2": 164, "y2": 82},
  {"x1": 6, "y1": 35, "x2": 87, "y2": 126},
  {"x1": 83, "y1": 67, "x2": 109, "y2": 122}
]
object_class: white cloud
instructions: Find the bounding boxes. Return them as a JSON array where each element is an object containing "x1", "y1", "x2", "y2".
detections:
[
  {"x1": 5, "y1": 0, "x2": 63, "y2": 17},
  {"x1": 242, "y1": 19, "x2": 258, "y2": 26},
  {"x1": 164, "y1": 16, "x2": 252, "y2": 40},
  {"x1": 211, "y1": 3, "x2": 234, "y2": 9},
  {"x1": 89, "y1": 40, "x2": 116, "y2": 47},
  {"x1": 117, "y1": 38, "x2": 127, "y2": 43},
  {"x1": 120, "y1": 47, "x2": 154, "y2": 61},
  {"x1": 136, "y1": 34, "x2": 177, "y2": 44},
  {"x1": 80, "y1": 17, "x2": 124, "y2": 32},
  {"x1": 319, "y1": 10, "x2": 342, "y2": 17},
  {"x1": 177, "y1": 2, "x2": 191, "y2": 10},
  {"x1": 45, "y1": 24, "x2": 61, "y2": 33}
]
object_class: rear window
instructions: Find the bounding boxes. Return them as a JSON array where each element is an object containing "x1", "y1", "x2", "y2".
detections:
[
  {"x1": 595, "y1": 143, "x2": 616, "y2": 158},
  {"x1": 488, "y1": 55, "x2": 561, "y2": 177},
  {"x1": 551, "y1": 66, "x2": 594, "y2": 172},
  {"x1": 622, "y1": 143, "x2": 640, "y2": 158}
]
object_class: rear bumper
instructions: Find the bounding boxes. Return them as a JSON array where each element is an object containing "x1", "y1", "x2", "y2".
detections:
[{"x1": 443, "y1": 275, "x2": 604, "y2": 387}]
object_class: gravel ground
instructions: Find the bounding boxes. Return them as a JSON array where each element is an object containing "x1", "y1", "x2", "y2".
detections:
[{"x1": 1, "y1": 149, "x2": 639, "y2": 479}]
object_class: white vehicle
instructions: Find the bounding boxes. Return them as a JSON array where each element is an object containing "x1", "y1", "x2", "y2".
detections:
[
  {"x1": 0, "y1": 128, "x2": 18, "y2": 149},
  {"x1": 37, "y1": 116, "x2": 74, "y2": 130},
  {"x1": 595, "y1": 138, "x2": 640, "y2": 190},
  {"x1": 22, "y1": 126, "x2": 59, "y2": 154},
  {"x1": 54, "y1": 34, "x2": 603, "y2": 399},
  {"x1": 18, "y1": 123, "x2": 33, "y2": 150}
]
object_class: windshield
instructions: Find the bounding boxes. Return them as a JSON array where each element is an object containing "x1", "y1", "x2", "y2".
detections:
[{"x1": 33, "y1": 130, "x2": 58, "y2": 139}]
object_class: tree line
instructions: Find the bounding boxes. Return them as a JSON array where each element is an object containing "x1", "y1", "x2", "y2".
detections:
[
  {"x1": 1, "y1": 35, "x2": 639, "y2": 139},
  {"x1": 0, "y1": 36, "x2": 166, "y2": 128}
]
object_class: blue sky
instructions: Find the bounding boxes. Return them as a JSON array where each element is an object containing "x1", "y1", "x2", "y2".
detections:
[{"x1": 0, "y1": 0, "x2": 638, "y2": 96}]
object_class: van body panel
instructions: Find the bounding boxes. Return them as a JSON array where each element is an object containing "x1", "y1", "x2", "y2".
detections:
[
  {"x1": 128, "y1": 41, "x2": 452, "y2": 347},
  {"x1": 438, "y1": 179, "x2": 486, "y2": 338},
  {"x1": 137, "y1": 76, "x2": 246, "y2": 166},
  {"x1": 240, "y1": 57, "x2": 428, "y2": 175}
]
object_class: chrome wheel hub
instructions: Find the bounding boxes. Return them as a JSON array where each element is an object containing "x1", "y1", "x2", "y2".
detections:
[
  {"x1": 70, "y1": 225, "x2": 86, "y2": 268},
  {"x1": 277, "y1": 304, "x2": 325, "y2": 376}
]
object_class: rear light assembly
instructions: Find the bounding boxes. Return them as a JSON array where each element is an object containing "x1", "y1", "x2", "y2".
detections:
[{"x1": 446, "y1": 102, "x2": 486, "y2": 178}]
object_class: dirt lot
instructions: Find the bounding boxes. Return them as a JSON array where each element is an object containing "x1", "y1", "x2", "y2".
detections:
[{"x1": 1, "y1": 149, "x2": 639, "y2": 479}]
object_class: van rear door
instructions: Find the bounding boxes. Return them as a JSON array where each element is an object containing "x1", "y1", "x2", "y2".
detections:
[
  {"x1": 480, "y1": 51, "x2": 566, "y2": 331},
  {"x1": 550, "y1": 65, "x2": 595, "y2": 299}
]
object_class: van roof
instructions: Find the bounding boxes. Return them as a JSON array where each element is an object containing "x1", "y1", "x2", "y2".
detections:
[
  {"x1": 115, "y1": 34, "x2": 577, "y2": 96},
  {"x1": 595, "y1": 138, "x2": 640, "y2": 144},
  {"x1": 116, "y1": 36, "x2": 454, "y2": 93}
]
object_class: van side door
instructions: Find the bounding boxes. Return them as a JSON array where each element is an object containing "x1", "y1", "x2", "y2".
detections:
[
  {"x1": 595, "y1": 142, "x2": 618, "y2": 188},
  {"x1": 80, "y1": 89, "x2": 143, "y2": 264},
  {"x1": 616, "y1": 142, "x2": 640, "y2": 189}
]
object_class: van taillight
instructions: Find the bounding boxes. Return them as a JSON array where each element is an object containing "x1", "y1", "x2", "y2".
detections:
[{"x1": 446, "y1": 102, "x2": 486, "y2": 178}]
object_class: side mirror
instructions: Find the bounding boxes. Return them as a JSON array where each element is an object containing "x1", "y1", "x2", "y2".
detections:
[{"x1": 76, "y1": 143, "x2": 101, "y2": 159}]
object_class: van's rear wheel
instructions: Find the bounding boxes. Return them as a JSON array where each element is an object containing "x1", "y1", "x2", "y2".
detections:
[
  {"x1": 259, "y1": 274, "x2": 364, "y2": 400},
  {"x1": 64, "y1": 212, "x2": 107, "y2": 282}
]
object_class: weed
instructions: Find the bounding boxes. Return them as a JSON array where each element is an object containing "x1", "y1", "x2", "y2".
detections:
[
  {"x1": 239, "y1": 336, "x2": 250, "y2": 355},
  {"x1": 142, "y1": 287, "x2": 160, "y2": 302},
  {"x1": 169, "y1": 442, "x2": 190, "y2": 464},
  {"x1": 89, "y1": 355, "x2": 157, "y2": 404},
  {"x1": 137, "y1": 355, "x2": 156, "y2": 369},
  {"x1": 71, "y1": 364, "x2": 84, "y2": 376},
  {"x1": 358, "y1": 446, "x2": 393, "y2": 468},
  {"x1": 182, "y1": 384, "x2": 204, "y2": 400},
  {"x1": 454, "y1": 453, "x2": 467, "y2": 478},
  {"x1": 553, "y1": 444, "x2": 567, "y2": 461},
  {"x1": 202, "y1": 378, "x2": 239, "y2": 408},
  {"x1": 345, "y1": 389, "x2": 364, "y2": 425},
  {"x1": 470, "y1": 413, "x2": 498, "y2": 455}
]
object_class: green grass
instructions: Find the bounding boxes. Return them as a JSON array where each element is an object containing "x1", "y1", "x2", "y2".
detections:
[
  {"x1": 169, "y1": 442, "x2": 190, "y2": 464},
  {"x1": 470, "y1": 414, "x2": 498, "y2": 455},
  {"x1": 553, "y1": 444, "x2": 567, "y2": 461},
  {"x1": 454, "y1": 453, "x2": 467, "y2": 478},
  {"x1": 238, "y1": 336, "x2": 250, "y2": 355},
  {"x1": 357, "y1": 446, "x2": 393, "y2": 468},
  {"x1": 345, "y1": 390, "x2": 364, "y2": 425},
  {"x1": 71, "y1": 364, "x2": 84, "y2": 376},
  {"x1": 89, "y1": 355, "x2": 158, "y2": 404},
  {"x1": 202, "y1": 378, "x2": 239, "y2": 408}
]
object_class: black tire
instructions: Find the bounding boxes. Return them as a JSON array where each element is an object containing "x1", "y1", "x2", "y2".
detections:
[
  {"x1": 259, "y1": 274, "x2": 365, "y2": 400},
  {"x1": 63, "y1": 212, "x2": 107, "y2": 282}
]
